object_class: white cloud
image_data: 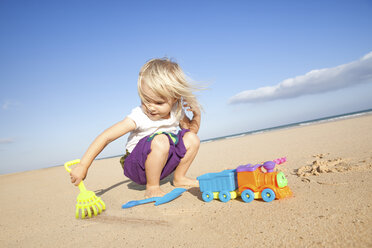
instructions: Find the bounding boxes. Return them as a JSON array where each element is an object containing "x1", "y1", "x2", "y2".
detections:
[
  {"x1": 1, "y1": 100, "x2": 20, "y2": 110},
  {"x1": 229, "y1": 51, "x2": 372, "y2": 104},
  {"x1": 0, "y1": 138, "x2": 14, "y2": 144},
  {"x1": 1, "y1": 101, "x2": 11, "y2": 110}
]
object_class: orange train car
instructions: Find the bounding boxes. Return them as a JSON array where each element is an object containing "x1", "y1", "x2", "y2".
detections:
[{"x1": 236, "y1": 161, "x2": 292, "y2": 203}]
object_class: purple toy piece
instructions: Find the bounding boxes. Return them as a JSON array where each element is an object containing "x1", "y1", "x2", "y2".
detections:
[
  {"x1": 236, "y1": 157, "x2": 287, "y2": 173},
  {"x1": 262, "y1": 161, "x2": 276, "y2": 172},
  {"x1": 236, "y1": 163, "x2": 261, "y2": 172}
]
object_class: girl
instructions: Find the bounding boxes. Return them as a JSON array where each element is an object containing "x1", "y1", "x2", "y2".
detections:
[{"x1": 70, "y1": 58, "x2": 201, "y2": 198}]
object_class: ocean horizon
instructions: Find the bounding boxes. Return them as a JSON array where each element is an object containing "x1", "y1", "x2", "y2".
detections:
[
  {"x1": 98, "y1": 108, "x2": 372, "y2": 158},
  {"x1": 200, "y1": 108, "x2": 372, "y2": 144},
  {"x1": 87, "y1": 108, "x2": 372, "y2": 162},
  {"x1": 2, "y1": 108, "x2": 372, "y2": 175}
]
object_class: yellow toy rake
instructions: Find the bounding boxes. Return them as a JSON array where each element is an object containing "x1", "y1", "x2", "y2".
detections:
[{"x1": 64, "y1": 159, "x2": 106, "y2": 219}]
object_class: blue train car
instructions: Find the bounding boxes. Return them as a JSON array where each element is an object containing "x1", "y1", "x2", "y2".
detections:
[{"x1": 197, "y1": 169, "x2": 238, "y2": 202}]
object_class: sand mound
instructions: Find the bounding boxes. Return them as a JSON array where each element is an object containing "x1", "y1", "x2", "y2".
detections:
[{"x1": 296, "y1": 153, "x2": 371, "y2": 177}]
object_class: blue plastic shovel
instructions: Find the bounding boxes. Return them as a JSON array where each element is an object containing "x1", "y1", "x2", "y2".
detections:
[{"x1": 122, "y1": 188, "x2": 187, "y2": 209}]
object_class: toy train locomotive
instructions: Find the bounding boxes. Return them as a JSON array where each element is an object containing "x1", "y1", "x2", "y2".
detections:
[{"x1": 197, "y1": 157, "x2": 292, "y2": 203}]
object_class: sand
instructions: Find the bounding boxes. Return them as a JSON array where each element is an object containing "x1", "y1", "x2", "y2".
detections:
[{"x1": 1, "y1": 114, "x2": 371, "y2": 247}]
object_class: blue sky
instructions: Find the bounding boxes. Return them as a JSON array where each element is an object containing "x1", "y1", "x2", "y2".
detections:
[{"x1": 1, "y1": 0, "x2": 372, "y2": 174}]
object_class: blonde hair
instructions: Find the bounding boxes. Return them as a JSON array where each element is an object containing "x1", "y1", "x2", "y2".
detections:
[{"x1": 138, "y1": 58, "x2": 201, "y2": 120}]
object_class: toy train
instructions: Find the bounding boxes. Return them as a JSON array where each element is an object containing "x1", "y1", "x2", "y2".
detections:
[{"x1": 197, "y1": 157, "x2": 292, "y2": 203}]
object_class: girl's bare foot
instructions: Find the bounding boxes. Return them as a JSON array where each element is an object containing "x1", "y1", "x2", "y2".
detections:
[
  {"x1": 173, "y1": 176, "x2": 199, "y2": 188},
  {"x1": 145, "y1": 186, "x2": 166, "y2": 198}
]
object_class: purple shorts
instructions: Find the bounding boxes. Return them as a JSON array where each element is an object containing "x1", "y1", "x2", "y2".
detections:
[{"x1": 123, "y1": 129, "x2": 189, "y2": 185}]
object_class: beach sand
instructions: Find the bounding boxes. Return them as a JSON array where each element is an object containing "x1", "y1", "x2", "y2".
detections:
[{"x1": 1, "y1": 114, "x2": 371, "y2": 247}]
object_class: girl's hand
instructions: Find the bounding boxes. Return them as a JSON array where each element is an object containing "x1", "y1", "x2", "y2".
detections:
[
  {"x1": 183, "y1": 102, "x2": 201, "y2": 117},
  {"x1": 181, "y1": 102, "x2": 201, "y2": 133},
  {"x1": 70, "y1": 164, "x2": 88, "y2": 186},
  {"x1": 179, "y1": 116, "x2": 191, "y2": 130}
]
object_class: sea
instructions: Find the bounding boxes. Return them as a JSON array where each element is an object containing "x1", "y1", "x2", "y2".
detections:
[
  {"x1": 3, "y1": 108, "x2": 372, "y2": 175},
  {"x1": 93, "y1": 108, "x2": 372, "y2": 162},
  {"x1": 200, "y1": 108, "x2": 372, "y2": 144}
]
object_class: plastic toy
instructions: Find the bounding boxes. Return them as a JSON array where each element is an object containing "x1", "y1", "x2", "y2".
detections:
[
  {"x1": 197, "y1": 157, "x2": 292, "y2": 203},
  {"x1": 64, "y1": 159, "x2": 106, "y2": 219},
  {"x1": 122, "y1": 188, "x2": 187, "y2": 209}
]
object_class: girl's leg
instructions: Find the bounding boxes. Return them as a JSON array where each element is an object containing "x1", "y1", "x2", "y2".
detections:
[
  {"x1": 144, "y1": 134, "x2": 169, "y2": 198},
  {"x1": 173, "y1": 132, "x2": 200, "y2": 187}
]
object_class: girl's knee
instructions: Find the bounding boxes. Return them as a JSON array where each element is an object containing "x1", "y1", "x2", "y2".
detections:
[
  {"x1": 183, "y1": 132, "x2": 200, "y2": 150},
  {"x1": 151, "y1": 134, "x2": 170, "y2": 154}
]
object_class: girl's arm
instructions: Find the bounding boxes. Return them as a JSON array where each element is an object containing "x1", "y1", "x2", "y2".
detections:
[
  {"x1": 70, "y1": 117, "x2": 136, "y2": 186},
  {"x1": 179, "y1": 104, "x2": 201, "y2": 134}
]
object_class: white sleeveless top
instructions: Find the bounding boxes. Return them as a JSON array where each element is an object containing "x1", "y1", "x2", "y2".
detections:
[{"x1": 125, "y1": 105, "x2": 183, "y2": 152}]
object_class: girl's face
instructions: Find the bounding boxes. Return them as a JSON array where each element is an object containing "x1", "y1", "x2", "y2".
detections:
[{"x1": 140, "y1": 83, "x2": 176, "y2": 121}]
